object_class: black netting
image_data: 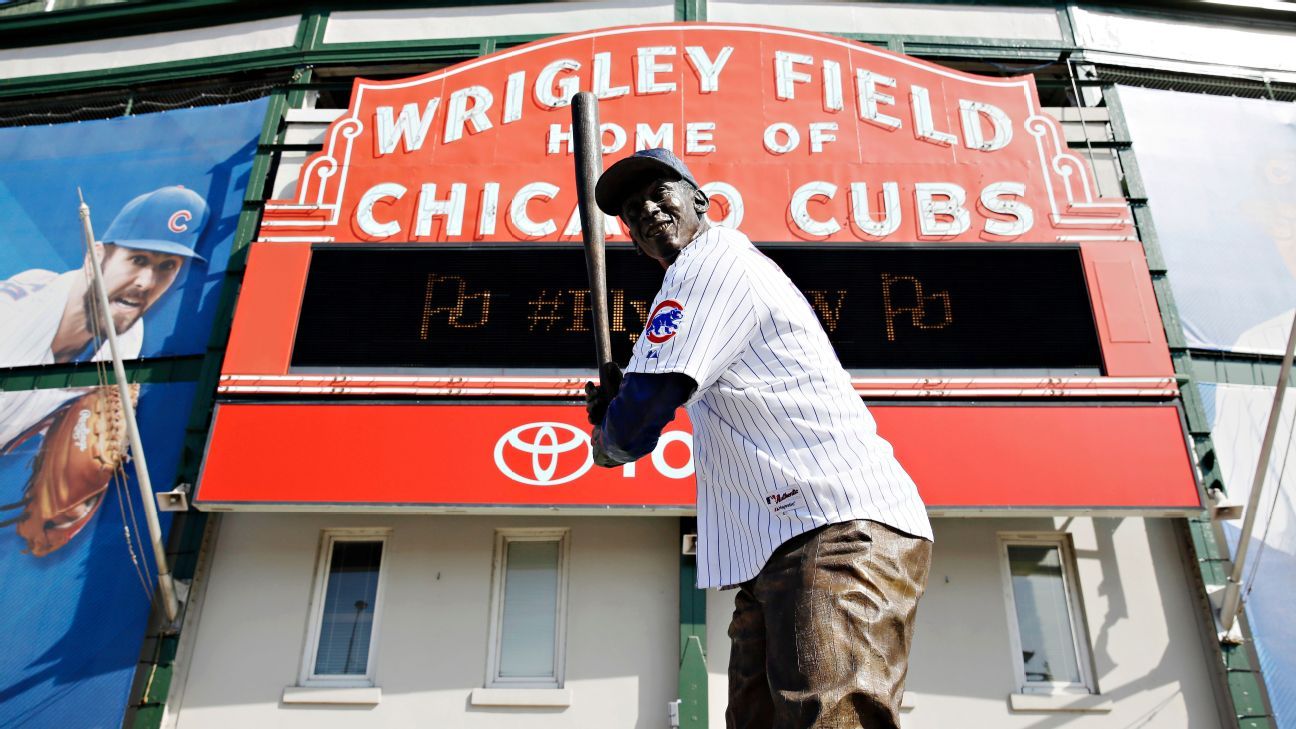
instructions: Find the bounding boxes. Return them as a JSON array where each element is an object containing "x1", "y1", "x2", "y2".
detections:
[
  {"x1": 904, "y1": 55, "x2": 1081, "y2": 107},
  {"x1": 307, "y1": 60, "x2": 467, "y2": 109},
  {"x1": 0, "y1": 0, "x2": 128, "y2": 17},
  {"x1": 0, "y1": 70, "x2": 289, "y2": 128},
  {"x1": 1098, "y1": 65, "x2": 1296, "y2": 102}
]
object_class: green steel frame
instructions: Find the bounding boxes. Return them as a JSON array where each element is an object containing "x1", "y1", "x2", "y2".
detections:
[
  {"x1": 679, "y1": 519, "x2": 709, "y2": 729},
  {"x1": 0, "y1": 3, "x2": 1288, "y2": 728}
]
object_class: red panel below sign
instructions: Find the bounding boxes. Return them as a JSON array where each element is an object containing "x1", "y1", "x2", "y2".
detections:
[{"x1": 195, "y1": 403, "x2": 1201, "y2": 512}]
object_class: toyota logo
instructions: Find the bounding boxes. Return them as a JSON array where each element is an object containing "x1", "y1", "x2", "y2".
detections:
[{"x1": 494, "y1": 422, "x2": 592, "y2": 486}]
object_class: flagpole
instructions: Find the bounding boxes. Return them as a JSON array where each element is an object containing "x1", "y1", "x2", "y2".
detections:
[
  {"x1": 1219, "y1": 311, "x2": 1296, "y2": 635},
  {"x1": 78, "y1": 190, "x2": 181, "y2": 626}
]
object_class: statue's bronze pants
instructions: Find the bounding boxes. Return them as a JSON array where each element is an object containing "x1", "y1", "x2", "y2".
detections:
[{"x1": 726, "y1": 520, "x2": 932, "y2": 729}]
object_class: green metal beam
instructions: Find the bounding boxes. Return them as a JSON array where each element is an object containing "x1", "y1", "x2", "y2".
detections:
[
  {"x1": 679, "y1": 518, "x2": 708, "y2": 729},
  {"x1": 0, "y1": 0, "x2": 565, "y2": 45},
  {"x1": 0, "y1": 9, "x2": 1088, "y2": 100},
  {"x1": 0, "y1": 357, "x2": 204, "y2": 391},
  {"x1": 1190, "y1": 353, "x2": 1296, "y2": 389},
  {"x1": 676, "y1": 0, "x2": 706, "y2": 22},
  {"x1": 295, "y1": 7, "x2": 329, "y2": 53}
]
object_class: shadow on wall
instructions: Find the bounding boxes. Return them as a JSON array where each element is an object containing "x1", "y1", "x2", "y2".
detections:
[{"x1": 154, "y1": 134, "x2": 257, "y2": 358}]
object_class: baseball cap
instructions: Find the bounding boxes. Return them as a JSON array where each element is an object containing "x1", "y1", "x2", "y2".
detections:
[
  {"x1": 595, "y1": 147, "x2": 700, "y2": 216},
  {"x1": 101, "y1": 186, "x2": 211, "y2": 263}
]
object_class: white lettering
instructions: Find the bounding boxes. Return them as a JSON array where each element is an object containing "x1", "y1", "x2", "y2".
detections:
[
  {"x1": 959, "y1": 100, "x2": 1013, "y2": 152},
  {"x1": 849, "y1": 182, "x2": 902, "y2": 238},
  {"x1": 602, "y1": 122, "x2": 627, "y2": 154},
  {"x1": 856, "y1": 70, "x2": 901, "y2": 130},
  {"x1": 823, "y1": 59, "x2": 843, "y2": 112},
  {"x1": 763, "y1": 122, "x2": 799, "y2": 154},
  {"x1": 775, "y1": 51, "x2": 814, "y2": 100},
  {"x1": 911, "y1": 85, "x2": 957, "y2": 146},
  {"x1": 375, "y1": 100, "x2": 441, "y2": 155},
  {"x1": 700, "y1": 181, "x2": 743, "y2": 229},
  {"x1": 478, "y1": 182, "x2": 500, "y2": 237},
  {"x1": 636, "y1": 122, "x2": 674, "y2": 151},
  {"x1": 915, "y1": 182, "x2": 970, "y2": 236},
  {"x1": 444, "y1": 85, "x2": 493, "y2": 144},
  {"x1": 356, "y1": 183, "x2": 406, "y2": 238},
  {"x1": 790, "y1": 181, "x2": 840, "y2": 236},
  {"x1": 547, "y1": 124, "x2": 573, "y2": 155},
  {"x1": 561, "y1": 206, "x2": 622, "y2": 238},
  {"x1": 809, "y1": 122, "x2": 838, "y2": 153},
  {"x1": 652, "y1": 431, "x2": 694, "y2": 479},
  {"x1": 415, "y1": 183, "x2": 467, "y2": 237},
  {"x1": 593, "y1": 52, "x2": 630, "y2": 99},
  {"x1": 536, "y1": 58, "x2": 581, "y2": 108},
  {"x1": 510, "y1": 182, "x2": 560, "y2": 237},
  {"x1": 684, "y1": 45, "x2": 733, "y2": 93},
  {"x1": 562, "y1": 206, "x2": 582, "y2": 237},
  {"x1": 636, "y1": 46, "x2": 677, "y2": 95},
  {"x1": 980, "y1": 181, "x2": 1034, "y2": 237},
  {"x1": 503, "y1": 71, "x2": 526, "y2": 124},
  {"x1": 686, "y1": 122, "x2": 716, "y2": 154}
]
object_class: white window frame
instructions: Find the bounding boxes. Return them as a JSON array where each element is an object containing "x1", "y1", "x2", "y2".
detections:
[
  {"x1": 998, "y1": 532, "x2": 1097, "y2": 696},
  {"x1": 298, "y1": 528, "x2": 391, "y2": 688},
  {"x1": 485, "y1": 528, "x2": 571, "y2": 689}
]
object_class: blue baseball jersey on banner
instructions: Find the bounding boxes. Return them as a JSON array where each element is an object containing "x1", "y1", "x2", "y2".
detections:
[{"x1": 626, "y1": 226, "x2": 932, "y2": 589}]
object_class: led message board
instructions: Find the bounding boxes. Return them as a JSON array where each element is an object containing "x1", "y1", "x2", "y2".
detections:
[{"x1": 290, "y1": 246, "x2": 1101, "y2": 373}]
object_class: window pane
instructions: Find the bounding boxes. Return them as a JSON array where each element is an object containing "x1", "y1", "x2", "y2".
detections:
[
  {"x1": 1008, "y1": 545, "x2": 1081, "y2": 684},
  {"x1": 314, "y1": 540, "x2": 382, "y2": 676},
  {"x1": 498, "y1": 540, "x2": 560, "y2": 678}
]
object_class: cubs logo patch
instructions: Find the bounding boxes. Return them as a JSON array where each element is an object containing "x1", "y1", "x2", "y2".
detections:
[
  {"x1": 645, "y1": 299, "x2": 684, "y2": 344},
  {"x1": 168, "y1": 209, "x2": 193, "y2": 233}
]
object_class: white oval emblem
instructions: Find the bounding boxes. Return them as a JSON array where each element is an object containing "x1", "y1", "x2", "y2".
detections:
[{"x1": 493, "y1": 421, "x2": 592, "y2": 486}]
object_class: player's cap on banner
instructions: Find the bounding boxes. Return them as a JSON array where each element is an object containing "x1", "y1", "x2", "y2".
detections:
[
  {"x1": 101, "y1": 185, "x2": 211, "y2": 263},
  {"x1": 595, "y1": 147, "x2": 700, "y2": 216}
]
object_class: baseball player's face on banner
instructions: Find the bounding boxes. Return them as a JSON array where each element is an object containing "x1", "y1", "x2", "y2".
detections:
[
  {"x1": 90, "y1": 246, "x2": 185, "y2": 334},
  {"x1": 620, "y1": 178, "x2": 709, "y2": 265}
]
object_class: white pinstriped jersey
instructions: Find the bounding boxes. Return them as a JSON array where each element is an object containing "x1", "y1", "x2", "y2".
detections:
[
  {"x1": 0, "y1": 269, "x2": 143, "y2": 368},
  {"x1": 0, "y1": 269, "x2": 144, "y2": 448},
  {"x1": 626, "y1": 227, "x2": 932, "y2": 589}
]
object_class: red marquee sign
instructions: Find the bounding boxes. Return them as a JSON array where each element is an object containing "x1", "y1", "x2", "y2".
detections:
[
  {"x1": 260, "y1": 23, "x2": 1134, "y2": 245},
  {"x1": 195, "y1": 403, "x2": 1200, "y2": 513}
]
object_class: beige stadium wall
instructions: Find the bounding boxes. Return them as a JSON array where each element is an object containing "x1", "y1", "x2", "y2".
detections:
[
  {"x1": 707, "y1": 517, "x2": 1221, "y2": 728},
  {"x1": 172, "y1": 513, "x2": 679, "y2": 729},
  {"x1": 173, "y1": 515, "x2": 1221, "y2": 728}
]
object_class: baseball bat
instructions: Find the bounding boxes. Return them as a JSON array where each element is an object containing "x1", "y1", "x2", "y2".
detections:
[{"x1": 571, "y1": 91, "x2": 616, "y2": 380}]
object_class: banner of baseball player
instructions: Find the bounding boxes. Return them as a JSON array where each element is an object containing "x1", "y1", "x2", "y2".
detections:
[
  {"x1": 0, "y1": 382, "x2": 198, "y2": 728},
  {"x1": 0, "y1": 98, "x2": 265, "y2": 726},
  {"x1": 0, "y1": 97, "x2": 268, "y2": 367},
  {"x1": 260, "y1": 23, "x2": 1135, "y2": 245},
  {"x1": 1199, "y1": 383, "x2": 1296, "y2": 729},
  {"x1": 1119, "y1": 87, "x2": 1296, "y2": 357}
]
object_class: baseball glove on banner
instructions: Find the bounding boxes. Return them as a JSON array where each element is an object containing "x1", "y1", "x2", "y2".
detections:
[{"x1": 6, "y1": 385, "x2": 138, "y2": 557}]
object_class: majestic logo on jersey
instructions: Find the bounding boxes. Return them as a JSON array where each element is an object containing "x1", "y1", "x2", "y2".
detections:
[
  {"x1": 646, "y1": 300, "x2": 684, "y2": 344},
  {"x1": 765, "y1": 488, "x2": 804, "y2": 514},
  {"x1": 168, "y1": 210, "x2": 193, "y2": 233},
  {"x1": 765, "y1": 488, "x2": 800, "y2": 506},
  {"x1": 493, "y1": 421, "x2": 593, "y2": 486}
]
